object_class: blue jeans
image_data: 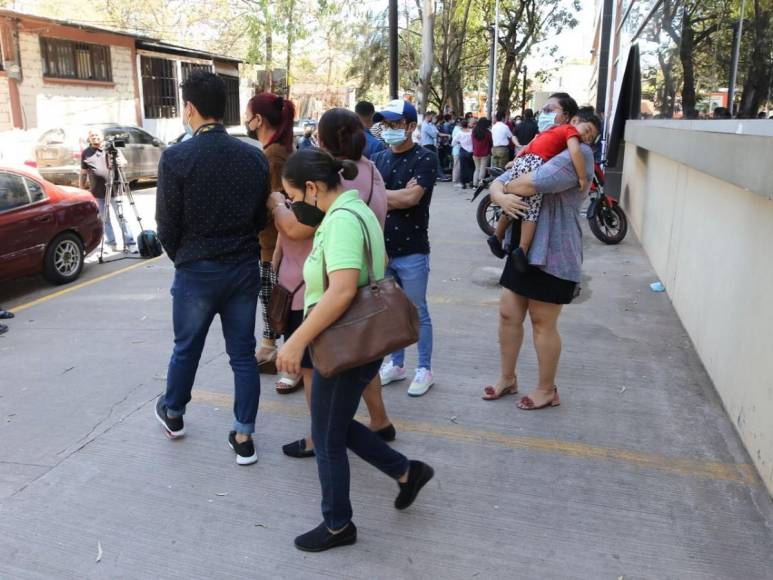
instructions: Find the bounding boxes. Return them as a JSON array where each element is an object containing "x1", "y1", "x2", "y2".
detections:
[
  {"x1": 386, "y1": 253, "x2": 433, "y2": 370},
  {"x1": 164, "y1": 258, "x2": 261, "y2": 434},
  {"x1": 96, "y1": 197, "x2": 135, "y2": 246},
  {"x1": 311, "y1": 359, "x2": 409, "y2": 530}
]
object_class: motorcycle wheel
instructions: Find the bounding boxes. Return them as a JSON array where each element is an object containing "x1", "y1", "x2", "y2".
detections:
[
  {"x1": 588, "y1": 200, "x2": 628, "y2": 245},
  {"x1": 476, "y1": 193, "x2": 501, "y2": 237}
]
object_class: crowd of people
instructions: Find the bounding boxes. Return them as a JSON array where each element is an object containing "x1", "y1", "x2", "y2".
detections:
[{"x1": 149, "y1": 69, "x2": 600, "y2": 552}]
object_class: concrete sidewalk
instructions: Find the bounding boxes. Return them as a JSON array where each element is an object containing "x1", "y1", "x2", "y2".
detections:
[{"x1": 0, "y1": 183, "x2": 771, "y2": 579}]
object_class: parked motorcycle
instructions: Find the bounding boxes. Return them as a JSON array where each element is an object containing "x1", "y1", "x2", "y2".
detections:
[
  {"x1": 470, "y1": 166, "x2": 504, "y2": 237},
  {"x1": 471, "y1": 162, "x2": 628, "y2": 245},
  {"x1": 586, "y1": 163, "x2": 628, "y2": 245}
]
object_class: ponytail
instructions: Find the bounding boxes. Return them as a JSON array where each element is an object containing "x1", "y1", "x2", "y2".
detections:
[
  {"x1": 247, "y1": 92, "x2": 296, "y2": 151},
  {"x1": 283, "y1": 148, "x2": 360, "y2": 190}
]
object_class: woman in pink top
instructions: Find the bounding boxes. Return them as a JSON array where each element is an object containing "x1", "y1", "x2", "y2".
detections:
[{"x1": 266, "y1": 107, "x2": 396, "y2": 459}]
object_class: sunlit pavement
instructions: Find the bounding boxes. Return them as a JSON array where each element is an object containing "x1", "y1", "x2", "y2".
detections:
[{"x1": 1, "y1": 183, "x2": 771, "y2": 579}]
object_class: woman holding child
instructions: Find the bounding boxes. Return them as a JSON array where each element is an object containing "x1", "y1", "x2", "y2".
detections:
[{"x1": 482, "y1": 94, "x2": 602, "y2": 410}]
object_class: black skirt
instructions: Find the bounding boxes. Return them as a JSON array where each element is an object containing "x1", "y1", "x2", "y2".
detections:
[
  {"x1": 500, "y1": 255, "x2": 578, "y2": 305},
  {"x1": 285, "y1": 310, "x2": 314, "y2": 370}
]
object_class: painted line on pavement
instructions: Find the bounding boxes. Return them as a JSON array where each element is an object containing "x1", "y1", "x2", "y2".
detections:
[
  {"x1": 11, "y1": 256, "x2": 163, "y2": 313},
  {"x1": 192, "y1": 390, "x2": 758, "y2": 486}
]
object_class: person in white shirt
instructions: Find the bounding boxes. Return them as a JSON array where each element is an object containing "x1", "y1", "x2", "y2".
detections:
[
  {"x1": 491, "y1": 111, "x2": 517, "y2": 168},
  {"x1": 451, "y1": 118, "x2": 475, "y2": 188}
]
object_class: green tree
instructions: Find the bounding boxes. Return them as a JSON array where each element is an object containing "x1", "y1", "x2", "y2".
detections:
[{"x1": 494, "y1": 0, "x2": 579, "y2": 116}]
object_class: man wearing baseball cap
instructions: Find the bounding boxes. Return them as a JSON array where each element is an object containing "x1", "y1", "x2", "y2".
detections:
[{"x1": 371, "y1": 99, "x2": 437, "y2": 397}]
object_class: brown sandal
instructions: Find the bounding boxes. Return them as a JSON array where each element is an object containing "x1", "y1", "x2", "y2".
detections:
[
  {"x1": 256, "y1": 346, "x2": 278, "y2": 375},
  {"x1": 517, "y1": 386, "x2": 560, "y2": 410},
  {"x1": 482, "y1": 378, "x2": 518, "y2": 401}
]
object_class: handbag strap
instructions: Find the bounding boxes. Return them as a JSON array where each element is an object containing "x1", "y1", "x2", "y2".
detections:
[
  {"x1": 366, "y1": 162, "x2": 375, "y2": 206},
  {"x1": 320, "y1": 207, "x2": 377, "y2": 291},
  {"x1": 274, "y1": 254, "x2": 305, "y2": 295}
]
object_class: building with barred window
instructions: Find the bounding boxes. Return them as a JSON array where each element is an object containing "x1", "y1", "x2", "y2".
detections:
[{"x1": 0, "y1": 9, "x2": 242, "y2": 143}]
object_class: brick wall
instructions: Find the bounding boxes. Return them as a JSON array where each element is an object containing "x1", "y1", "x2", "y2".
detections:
[{"x1": 16, "y1": 32, "x2": 136, "y2": 129}]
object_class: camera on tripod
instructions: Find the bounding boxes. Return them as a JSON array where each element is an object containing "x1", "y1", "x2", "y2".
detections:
[{"x1": 103, "y1": 136, "x2": 126, "y2": 153}]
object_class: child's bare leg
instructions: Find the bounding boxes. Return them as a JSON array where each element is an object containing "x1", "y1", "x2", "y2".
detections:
[
  {"x1": 519, "y1": 220, "x2": 537, "y2": 253},
  {"x1": 494, "y1": 214, "x2": 509, "y2": 242}
]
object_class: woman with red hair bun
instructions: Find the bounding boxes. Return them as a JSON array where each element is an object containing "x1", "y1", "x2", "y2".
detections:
[{"x1": 244, "y1": 92, "x2": 296, "y2": 374}]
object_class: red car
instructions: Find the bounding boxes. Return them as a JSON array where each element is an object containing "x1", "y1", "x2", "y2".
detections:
[{"x1": 0, "y1": 166, "x2": 103, "y2": 285}]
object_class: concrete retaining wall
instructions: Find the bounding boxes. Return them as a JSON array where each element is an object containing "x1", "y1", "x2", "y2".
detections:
[{"x1": 622, "y1": 121, "x2": 773, "y2": 494}]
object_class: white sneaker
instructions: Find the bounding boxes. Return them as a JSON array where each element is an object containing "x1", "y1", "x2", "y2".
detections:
[
  {"x1": 407, "y1": 368, "x2": 434, "y2": 397},
  {"x1": 379, "y1": 361, "x2": 406, "y2": 385}
]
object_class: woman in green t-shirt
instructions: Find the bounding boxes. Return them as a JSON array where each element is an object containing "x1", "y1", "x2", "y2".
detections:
[{"x1": 276, "y1": 149, "x2": 434, "y2": 553}]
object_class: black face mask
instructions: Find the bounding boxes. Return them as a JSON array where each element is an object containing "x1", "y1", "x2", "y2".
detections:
[
  {"x1": 291, "y1": 195, "x2": 326, "y2": 227},
  {"x1": 245, "y1": 123, "x2": 258, "y2": 140}
]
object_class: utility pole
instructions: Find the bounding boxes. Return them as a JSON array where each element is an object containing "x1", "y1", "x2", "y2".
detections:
[
  {"x1": 486, "y1": 0, "x2": 500, "y2": 118},
  {"x1": 728, "y1": 0, "x2": 746, "y2": 117},
  {"x1": 389, "y1": 0, "x2": 398, "y2": 100},
  {"x1": 521, "y1": 65, "x2": 528, "y2": 113}
]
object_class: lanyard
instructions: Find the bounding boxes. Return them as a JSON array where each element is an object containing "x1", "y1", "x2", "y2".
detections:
[{"x1": 195, "y1": 123, "x2": 221, "y2": 136}]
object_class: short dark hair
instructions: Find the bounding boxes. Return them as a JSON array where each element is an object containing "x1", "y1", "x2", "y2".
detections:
[
  {"x1": 283, "y1": 148, "x2": 358, "y2": 190},
  {"x1": 181, "y1": 70, "x2": 226, "y2": 120},
  {"x1": 523, "y1": 108, "x2": 534, "y2": 121},
  {"x1": 495, "y1": 111, "x2": 505, "y2": 122},
  {"x1": 318, "y1": 108, "x2": 366, "y2": 161},
  {"x1": 355, "y1": 101, "x2": 375, "y2": 118},
  {"x1": 549, "y1": 92, "x2": 579, "y2": 119},
  {"x1": 575, "y1": 106, "x2": 603, "y2": 134}
]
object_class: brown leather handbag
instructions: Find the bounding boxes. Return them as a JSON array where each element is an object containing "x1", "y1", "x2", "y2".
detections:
[
  {"x1": 309, "y1": 208, "x2": 419, "y2": 378},
  {"x1": 267, "y1": 260, "x2": 304, "y2": 336}
]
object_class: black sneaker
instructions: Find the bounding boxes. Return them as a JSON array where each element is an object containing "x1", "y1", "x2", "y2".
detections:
[
  {"x1": 282, "y1": 438, "x2": 315, "y2": 458},
  {"x1": 486, "y1": 235, "x2": 506, "y2": 259},
  {"x1": 294, "y1": 521, "x2": 357, "y2": 552},
  {"x1": 511, "y1": 246, "x2": 529, "y2": 273},
  {"x1": 155, "y1": 397, "x2": 185, "y2": 438},
  {"x1": 228, "y1": 431, "x2": 258, "y2": 465},
  {"x1": 374, "y1": 424, "x2": 397, "y2": 442},
  {"x1": 395, "y1": 460, "x2": 434, "y2": 510},
  {"x1": 0, "y1": 324, "x2": 7, "y2": 335}
]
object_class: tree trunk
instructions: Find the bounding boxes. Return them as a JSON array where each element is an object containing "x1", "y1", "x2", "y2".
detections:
[
  {"x1": 658, "y1": 50, "x2": 676, "y2": 117},
  {"x1": 739, "y1": 1, "x2": 772, "y2": 117},
  {"x1": 417, "y1": 0, "x2": 435, "y2": 115},
  {"x1": 496, "y1": 53, "x2": 516, "y2": 116},
  {"x1": 285, "y1": 0, "x2": 295, "y2": 98},
  {"x1": 266, "y1": 29, "x2": 273, "y2": 92},
  {"x1": 680, "y1": 15, "x2": 698, "y2": 119}
]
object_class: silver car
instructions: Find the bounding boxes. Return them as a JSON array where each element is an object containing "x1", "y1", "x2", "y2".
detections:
[{"x1": 34, "y1": 124, "x2": 166, "y2": 186}]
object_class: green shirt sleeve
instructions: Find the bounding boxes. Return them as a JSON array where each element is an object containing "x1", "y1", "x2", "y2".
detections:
[{"x1": 322, "y1": 211, "x2": 366, "y2": 274}]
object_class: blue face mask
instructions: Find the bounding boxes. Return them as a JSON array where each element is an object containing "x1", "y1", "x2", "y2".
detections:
[
  {"x1": 183, "y1": 106, "x2": 194, "y2": 137},
  {"x1": 538, "y1": 112, "x2": 558, "y2": 133},
  {"x1": 382, "y1": 128, "x2": 407, "y2": 147}
]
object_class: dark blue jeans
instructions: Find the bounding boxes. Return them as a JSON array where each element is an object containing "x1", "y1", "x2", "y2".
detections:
[
  {"x1": 164, "y1": 258, "x2": 261, "y2": 434},
  {"x1": 311, "y1": 358, "x2": 409, "y2": 530}
]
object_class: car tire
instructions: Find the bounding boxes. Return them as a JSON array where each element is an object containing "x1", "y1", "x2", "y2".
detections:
[{"x1": 43, "y1": 232, "x2": 85, "y2": 285}]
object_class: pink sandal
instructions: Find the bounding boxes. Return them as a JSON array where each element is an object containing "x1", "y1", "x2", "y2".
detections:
[
  {"x1": 517, "y1": 386, "x2": 560, "y2": 410},
  {"x1": 482, "y1": 378, "x2": 518, "y2": 401}
]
